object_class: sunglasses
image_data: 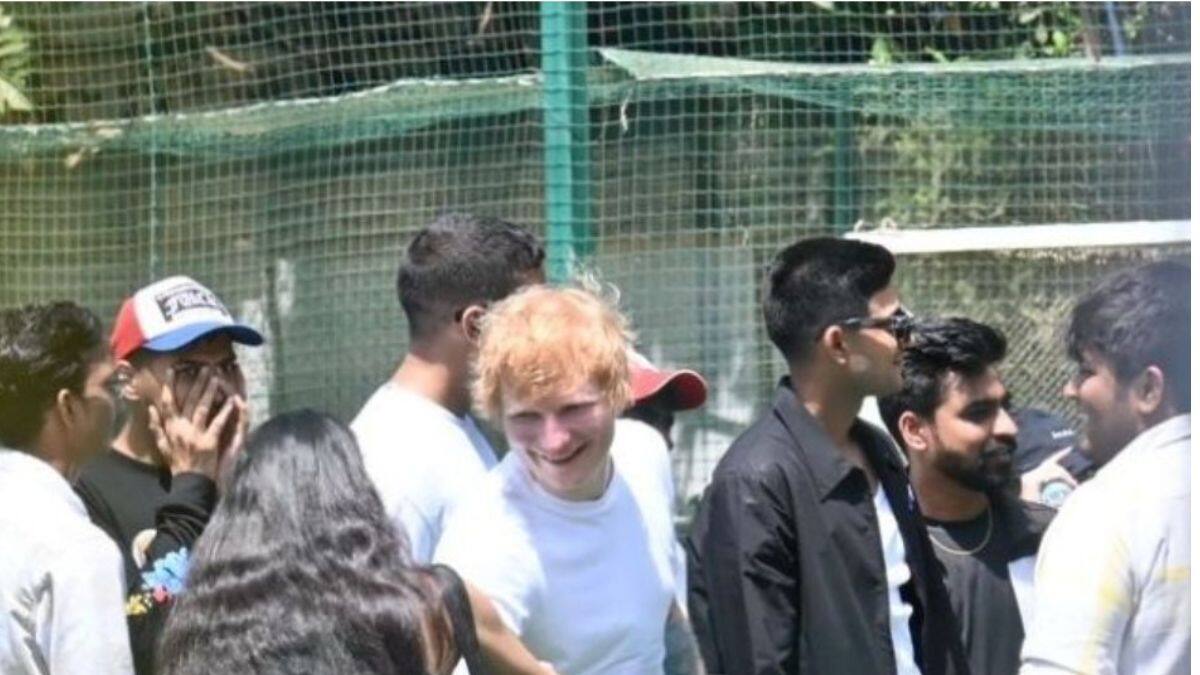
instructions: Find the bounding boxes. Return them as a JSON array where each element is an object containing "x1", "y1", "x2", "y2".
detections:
[{"x1": 837, "y1": 308, "x2": 915, "y2": 343}]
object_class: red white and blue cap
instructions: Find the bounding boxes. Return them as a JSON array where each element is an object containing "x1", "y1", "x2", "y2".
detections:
[{"x1": 110, "y1": 275, "x2": 263, "y2": 360}]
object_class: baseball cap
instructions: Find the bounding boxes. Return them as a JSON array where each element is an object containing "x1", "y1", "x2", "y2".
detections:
[
  {"x1": 110, "y1": 276, "x2": 264, "y2": 360},
  {"x1": 628, "y1": 351, "x2": 708, "y2": 411},
  {"x1": 1012, "y1": 407, "x2": 1094, "y2": 481}
]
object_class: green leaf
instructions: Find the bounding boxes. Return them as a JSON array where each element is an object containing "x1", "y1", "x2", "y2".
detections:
[
  {"x1": 0, "y1": 37, "x2": 28, "y2": 59},
  {"x1": 869, "y1": 36, "x2": 894, "y2": 65},
  {"x1": 1052, "y1": 29, "x2": 1068, "y2": 52},
  {"x1": 923, "y1": 46, "x2": 950, "y2": 63},
  {"x1": 0, "y1": 74, "x2": 31, "y2": 111},
  {"x1": 1018, "y1": 7, "x2": 1047, "y2": 25}
]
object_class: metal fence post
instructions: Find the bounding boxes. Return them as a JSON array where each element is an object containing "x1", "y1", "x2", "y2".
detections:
[{"x1": 540, "y1": 2, "x2": 592, "y2": 282}]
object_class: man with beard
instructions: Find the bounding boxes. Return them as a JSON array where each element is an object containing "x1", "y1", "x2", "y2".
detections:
[{"x1": 880, "y1": 317, "x2": 1054, "y2": 675}]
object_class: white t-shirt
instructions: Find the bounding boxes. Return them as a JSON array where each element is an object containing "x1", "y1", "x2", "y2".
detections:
[
  {"x1": 873, "y1": 487, "x2": 922, "y2": 675},
  {"x1": 611, "y1": 418, "x2": 688, "y2": 611},
  {"x1": 352, "y1": 383, "x2": 498, "y2": 563},
  {"x1": 435, "y1": 431, "x2": 678, "y2": 675},
  {"x1": 0, "y1": 449, "x2": 133, "y2": 675},
  {"x1": 1021, "y1": 414, "x2": 1190, "y2": 675}
]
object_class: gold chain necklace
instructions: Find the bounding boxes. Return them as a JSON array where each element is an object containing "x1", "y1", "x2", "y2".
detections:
[{"x1": 928, "y1": 504, "x2": 993, "y2": 556}]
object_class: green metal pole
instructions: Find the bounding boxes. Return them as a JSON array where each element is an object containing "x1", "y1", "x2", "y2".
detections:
[
  {"x1": 540, "y1": 1, "x2": 592, "y2": 282},
  {"x1": 832, "y1": 109, "x2": 858, "y2": 232}
]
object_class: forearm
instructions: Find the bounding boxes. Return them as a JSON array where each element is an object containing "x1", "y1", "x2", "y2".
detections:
[
  {"x1": 143, "y1": 472, "x2": 216, "y2": 562},
  {"x1": 664, "y1": 603, "x2": 704, "y2": 675}
]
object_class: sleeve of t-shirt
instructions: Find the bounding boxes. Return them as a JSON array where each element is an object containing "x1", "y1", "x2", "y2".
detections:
[
  {"x1": 124, "y1": 472, "x2": 216, "y2": 674},
  {"x1": 142, "y1": 472, "x2": 217, "y2": 562},
  {"x1": 47, "y1": 534, "x2": 134, "y2": 675},
  {"x1": 395, "y1": 494, "x2": 438, "y2": 564},
  {"x1": 434, "y1": 503, "x2": 533, "y2": 635},
  {"x1": 1020, "y1": 488, "x2": 1133, "y2": 674}
]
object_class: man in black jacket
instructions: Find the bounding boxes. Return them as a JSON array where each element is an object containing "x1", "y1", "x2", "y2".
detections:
[{"x1": 687, "y1": 236, "x2": 969, "y2": 675}]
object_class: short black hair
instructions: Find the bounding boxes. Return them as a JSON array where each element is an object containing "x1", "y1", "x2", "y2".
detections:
[
  {"x1": 763, "y1": 236, "x2": 896, "y2": 363},
  {"x1": 1067, "y1": 259, "x2": 1190, "y2": 412},
  {"x1": 397, "y1": 212, "x2": 544, "y2": 340},
  {"x1": 878, "y1": 317, "x2": 1008, "y2": 448},
  {"x1": 0, "y1": 302, "x2": 103, "y2": 448}
]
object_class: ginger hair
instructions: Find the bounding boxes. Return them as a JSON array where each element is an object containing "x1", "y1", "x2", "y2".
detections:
[{"x1": 474, "y1": 284, "x2": 633, "y2": 421}]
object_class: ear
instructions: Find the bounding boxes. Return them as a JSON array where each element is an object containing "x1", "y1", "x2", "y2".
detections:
[
  {"x1": 898, "y1": 410, "x2": 930, "y2": 455},
  {"x1": 54, "y1": 387, "x2": 79, "y2": 427},
  {"x1": 459, "y1": 305, "x2": 487, "y2": 344},
  {"x1": 115, "y1": 361, "x2": 142, "y2": 402},
  {"x1": 819, "y1": 324, "x2": 851, "y2": 366},
  {"x1": 1131, "y1": 365, "x2": 1167, "y2": 416}
]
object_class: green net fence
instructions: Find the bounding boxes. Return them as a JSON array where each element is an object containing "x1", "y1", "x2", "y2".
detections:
[{"x1": 0, "y1": 2, "x2": 1189, "y2": 503}]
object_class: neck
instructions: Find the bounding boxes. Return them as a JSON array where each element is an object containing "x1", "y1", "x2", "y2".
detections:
[
  {"x1": 112, "y1": 407, "x2": 164, "y2": 467},
  {"x1": 791, "y1": 363, "x2": 862, "y2": 447},
  {"x1": 29, "y1": 424, "x2": 77, "y2": 480},
  {"x1": 548, "y1": 457, "x2": 613, "y2": 502},
  {"x1": 909, "y1": 464, "x2": 989, "y2": 522},
  {"x1": 392, "y1": 347, "x2": 470, "y2": 417}
]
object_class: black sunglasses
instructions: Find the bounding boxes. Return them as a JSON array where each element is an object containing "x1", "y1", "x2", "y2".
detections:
[{"x1": 837, "y1": 308, "x2": 915, "y2": 343}]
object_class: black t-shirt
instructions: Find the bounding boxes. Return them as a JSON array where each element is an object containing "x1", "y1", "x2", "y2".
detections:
[
  {"x1": 75, "y1": 449, "x2": 216, "y2": 675},
  {"x1": 925, "y1": 494, "x2": 1054, "y2": 675}
]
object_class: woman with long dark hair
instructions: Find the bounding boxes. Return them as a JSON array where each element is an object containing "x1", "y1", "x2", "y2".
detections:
[{"x1": 157, "y1": 409, "x2": 506, "y2": 674}]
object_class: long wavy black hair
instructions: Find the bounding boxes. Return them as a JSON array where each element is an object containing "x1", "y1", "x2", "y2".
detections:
[{"x1": 158, "y1": 409, "x2": 454, "y2": 674}]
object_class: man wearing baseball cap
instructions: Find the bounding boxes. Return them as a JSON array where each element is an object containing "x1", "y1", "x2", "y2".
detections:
[
  {"x1": 75, "y1": 275, "x2": 261, "y2": 675},
  {"x1": 623, "y1": 350, "x2": 708, "y2": 451}
]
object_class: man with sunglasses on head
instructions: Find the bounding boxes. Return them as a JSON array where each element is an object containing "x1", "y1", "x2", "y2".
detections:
[{"x1": 688, "y1": 237, "x2": 967, "y2": 675}]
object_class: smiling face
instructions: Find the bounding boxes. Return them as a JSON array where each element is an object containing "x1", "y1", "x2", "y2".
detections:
[
  {"x1": 502, "y1": 379, "x2": 616, "y2": 502},
  {"x1": 844, "y1": 285, "x2": 907, "y2": 396},
  {"x1": 1063, "y1": 348, "x2": 1141, "y2": 466},
  {"x1": 921, "y1": 367, "x2": 1017, "y2": 493}
]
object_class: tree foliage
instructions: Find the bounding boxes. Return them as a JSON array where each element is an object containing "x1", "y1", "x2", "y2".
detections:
[{"x1": 0, "y1": 3, "x2": 33, "y2": 118}]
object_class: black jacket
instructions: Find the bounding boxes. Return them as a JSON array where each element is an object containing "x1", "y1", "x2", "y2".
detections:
[{"x1": 687, "y1": 379, "x2": 969, "y2": 675}]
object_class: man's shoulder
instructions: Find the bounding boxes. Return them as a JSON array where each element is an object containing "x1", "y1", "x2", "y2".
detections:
[
  {"x1": 1, "y1": 492, "x2": 120, "y2": 567},
  {"x1": 436, "y1": 467, "x2": 530, "y2": 561},
  {"x1": 993, "y1": 493, "x2": 1056, "y2": 555},
  {"x1": 711, "y1": 408, "x2": 801, "y2": 482},
  {"x1": 73, "y1": 448, "x2": 130, "y2": 489}
]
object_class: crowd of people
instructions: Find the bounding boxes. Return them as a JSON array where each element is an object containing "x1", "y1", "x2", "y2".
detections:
[{"x1": 0, "y1": 212, "x2": 1189, "y2": 675}]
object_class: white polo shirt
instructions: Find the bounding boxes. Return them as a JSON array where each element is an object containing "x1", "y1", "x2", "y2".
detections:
[
  {"x1": 0, "y1": 449, "x2": 133, "y2": 675},
  {"x1": 1021, "y1": 414, "x2": 1190, "y2": 675}
]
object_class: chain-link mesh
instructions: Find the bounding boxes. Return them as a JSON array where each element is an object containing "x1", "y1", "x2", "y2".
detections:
[{"x1": 0, "y1": 2, "x2": 1189, "y2": 502}]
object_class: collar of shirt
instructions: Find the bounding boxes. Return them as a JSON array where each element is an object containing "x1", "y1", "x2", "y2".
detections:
[
  {"x1": 772, "y1": 377, "x2": 906, "y2": 502},
  {"x1": 0, "y1": 447, "x2": 88, "y2": 518},
  {"x1": 1099, "y1": 412, "x2": 1190, "y2": 477}
]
